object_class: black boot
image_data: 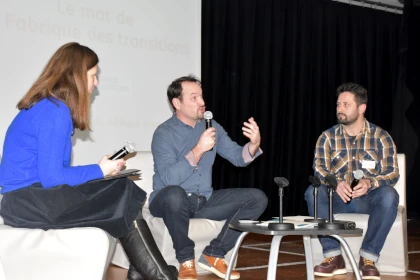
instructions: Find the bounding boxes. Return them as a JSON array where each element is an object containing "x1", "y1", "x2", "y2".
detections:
[
  {"x1": 126, "y1": 265, "x2": 178, "y2": 280},
  {"x1": 119, "y1": 211, "x2": 178, "y2": 280},
  {"x1": 126, "y1": 265, "x2": 143, "y2": 280}
]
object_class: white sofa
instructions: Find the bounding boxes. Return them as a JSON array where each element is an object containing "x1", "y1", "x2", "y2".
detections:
[
  {"x1": 310, "y1": 154, "x2": 408, "y2": 276},
  {"x1": 111, "y1": 151, "x2": 234, "y2": 274}
]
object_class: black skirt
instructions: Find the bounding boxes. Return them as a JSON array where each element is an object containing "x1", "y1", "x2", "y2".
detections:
[{"x1": 0, "y1": 178, "x2": 146, "y2": 238}]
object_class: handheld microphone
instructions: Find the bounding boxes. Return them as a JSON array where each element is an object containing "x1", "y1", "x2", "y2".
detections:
[
  {"x1": 204, "y1": 111, "x2": 213, "y2": 129},
  {"x1": 348, "y1": 170, "x2": 364, "y2": 203},
  {"x1": 350, "y1": 170, "x2": 364, "y2": 189},
  {"x1": 109, "y1": 142, "x2": 136, "y2": 160}
]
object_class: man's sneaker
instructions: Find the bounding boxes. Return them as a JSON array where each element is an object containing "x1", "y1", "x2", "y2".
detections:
[
  {"x1": 314, "y1": 255, "x2": 347, "y2": 277},
  {"x1": 359, "y1": 257, "x2": 380, "y2": 279},
  {"x1": 197, "y1": 254, "x2": 240, "y2": 279},
  {"x1": 178, "y1": 260, "x2": 197, "y2": 280}
]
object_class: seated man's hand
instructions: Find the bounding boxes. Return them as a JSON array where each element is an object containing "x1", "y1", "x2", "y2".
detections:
[
  {"x1": 242, "y1": 117, "x2": 261, "y2": 156},
  {"x1": 196, "y1": 127, "x2": 216, "y2": 153},
  {"x1": 335, "y1": 181, "x2": 352, "y2": 203},
  {"x1": 351, "y1": 178, "x2": 371, "y2": 199}
]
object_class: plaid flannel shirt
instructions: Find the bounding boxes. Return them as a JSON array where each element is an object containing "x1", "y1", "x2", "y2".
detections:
[{"x1": 313, "y1": 119, "x2": 399, "y2": 188}]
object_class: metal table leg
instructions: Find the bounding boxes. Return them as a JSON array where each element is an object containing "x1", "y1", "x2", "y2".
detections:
[
  {"x1": 302, "y1": 236, "x2": 315, "y2": 280},
  {"x1": 267, "y1": 235, "x2": 283, "y2": 280},
  {"x1": 225, "y1": 232, "x2": 249, "y2": 280},
  {"x1": 332, "y1": 234, "x2": 362, "y2": 280}
]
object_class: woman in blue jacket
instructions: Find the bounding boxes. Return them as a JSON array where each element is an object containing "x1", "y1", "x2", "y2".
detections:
[{"x1": 0, "y1": 42, "x2": 176, "y2": 280}]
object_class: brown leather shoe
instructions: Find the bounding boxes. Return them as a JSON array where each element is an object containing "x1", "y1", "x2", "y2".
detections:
[
  {"x1": 359, "y1": 257, "x2": 380, "y2": 279},
  {"x1": 197, "y1": 254, "x2": 240, "y2": 279},
  {"x1": 178, "y1": 260, "x2": 197, "y2": 280},
  {"x1": 314, "y1": 255, "x2": 347, "y2": 277}
]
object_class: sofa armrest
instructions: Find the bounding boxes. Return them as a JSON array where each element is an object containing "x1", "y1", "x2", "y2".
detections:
[{"x1": 0, "y1": 225, "x2": 116, "y2": 280}]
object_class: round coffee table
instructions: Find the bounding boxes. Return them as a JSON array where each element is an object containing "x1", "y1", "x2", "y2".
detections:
[{"x1": 226, "y1": 222, "x2": 363, "y2": 280}]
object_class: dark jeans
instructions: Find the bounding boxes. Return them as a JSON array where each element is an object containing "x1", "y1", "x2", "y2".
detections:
[
  {"x1": 149, "y1": 185, "x2": 268, "y2": 263},
  {"x1": 304, "y1": 184, "x2": 399, "y2": 262}
]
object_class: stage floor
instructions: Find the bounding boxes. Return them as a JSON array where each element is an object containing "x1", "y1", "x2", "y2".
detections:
[{"x1": 106, "y1": 219, "x2": 420, "y2": 280}]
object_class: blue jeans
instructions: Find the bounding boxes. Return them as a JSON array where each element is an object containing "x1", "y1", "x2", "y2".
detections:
[
  {"x1": 304, "y1": 184, "x2": 399, "y2": 262},
  {"x1": 149, "y1": 185, "x2": 268, "y2": 263}
]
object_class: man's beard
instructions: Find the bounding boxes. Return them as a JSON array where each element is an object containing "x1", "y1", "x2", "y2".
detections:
[{"x1": 337, "y1": 114, "x2": 357, "y2": 125}]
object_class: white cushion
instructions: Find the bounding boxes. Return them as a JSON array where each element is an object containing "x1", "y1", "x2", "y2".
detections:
[
  {"x1": 0, "y1": 224, "x2": 116, "y2": 280},
  {"x1": 394, "y1": 154, "x2": 406, "y2": 208},
  {"x1": 124, "y1": 151, "x2": 155, "y2": 197}
]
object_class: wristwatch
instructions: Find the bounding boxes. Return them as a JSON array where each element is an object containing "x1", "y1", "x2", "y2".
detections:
[{"x1": 368, "y1": 177, "x2": 377, "y2": 188}]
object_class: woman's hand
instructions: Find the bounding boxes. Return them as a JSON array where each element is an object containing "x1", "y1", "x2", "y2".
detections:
[{"x1": 98, "y1": 155, "x2": 126, "y2": 177}]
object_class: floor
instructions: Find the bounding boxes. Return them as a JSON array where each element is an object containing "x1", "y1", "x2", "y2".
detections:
[{"x1": 106, "y1": 219, "x2": 420, "y2": 280}]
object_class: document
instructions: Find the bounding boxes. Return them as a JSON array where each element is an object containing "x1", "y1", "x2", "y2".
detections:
[{"x1": 88, "y1": 169, "x2": 141, "y2": 183}]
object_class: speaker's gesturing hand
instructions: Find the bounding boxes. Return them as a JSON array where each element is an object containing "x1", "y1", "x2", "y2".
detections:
[
  {"x1": 98, "y1": 156, "x2": 126, "y2": 176},
  {"x1": 242, "y1": 117, "x2": 261, "y2": 156}
]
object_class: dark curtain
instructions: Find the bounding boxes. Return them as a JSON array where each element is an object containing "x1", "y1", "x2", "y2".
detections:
[
  {"x1": 202, "y1": 0, "x2": 402, "y2": 219},
  {"x1": 392, "y1": 0, "x2": 420, "y2": 218}
]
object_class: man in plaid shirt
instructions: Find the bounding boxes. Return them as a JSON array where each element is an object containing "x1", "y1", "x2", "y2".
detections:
[{"x1": 305, "y1": 82, "x2": 399, "y2": 280}]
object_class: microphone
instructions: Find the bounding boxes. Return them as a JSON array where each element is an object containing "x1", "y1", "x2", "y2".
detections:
[
  {"x1": 325, "y1": 174, "x2": 338, "y2": 189},
  {"x1": 268, "y1": 177, "x2": 294, "y2": 230},
  {"x1": 347, "y1": 170, "x2": 364, "y2": 203},
  {"x1": 318, "y1": 174, "x2": 345, "y2": 229},
  {"x1": 274, "y1": 177, "x2": 289, "y2": 188},
  {"x1": 304, "y1": 176, "x2": 326, "y2": 223},
  {"x1": 204, "y1": 111, "x2": 213, "y2": 129},
  {"x1": 309, "y1": 175, "x2": 321, "y2": 188},
  {"x1": 109, "y1": 142, "x2": 136, "y2": 160}
]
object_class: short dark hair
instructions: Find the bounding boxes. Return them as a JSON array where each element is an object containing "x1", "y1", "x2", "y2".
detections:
[
  {"x1": 336, "y1": 82, "x2": 368, "y2": 106},
  {"x1": 167, "y1": 75, "x2": 201, "y2": 110}
]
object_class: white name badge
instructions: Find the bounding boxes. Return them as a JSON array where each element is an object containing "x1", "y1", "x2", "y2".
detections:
[{"x1": 362, "y1": 160, "x2": 376, "y2": 169}]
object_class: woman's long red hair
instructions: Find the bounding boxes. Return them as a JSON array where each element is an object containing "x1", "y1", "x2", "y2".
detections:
[{"x1": 17, "y1": 42, "x2": 99, "y2": 130}]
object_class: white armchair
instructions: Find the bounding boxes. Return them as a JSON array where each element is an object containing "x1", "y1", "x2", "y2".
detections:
[
  {"x1": 0, "y1": 225, "x2": 116, "y2": 280},
  {"x1": 310, "y1": 153, "x2": 408, "y2": 276},
  {"x1": 111, "y1": 151, "x2": 234, "y2": 274}
]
